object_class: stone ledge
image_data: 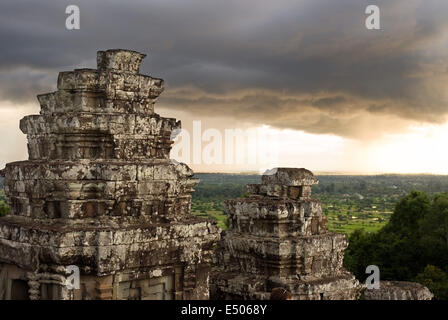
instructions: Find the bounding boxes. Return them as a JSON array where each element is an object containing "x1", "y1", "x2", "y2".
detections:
[{"x1": 363, "y1": 281, "x2": 433, "y2": 300}]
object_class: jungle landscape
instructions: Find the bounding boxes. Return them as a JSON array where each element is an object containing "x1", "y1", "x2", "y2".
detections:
[{"x1": 1, "y1": 173, "x2": 448, "y2": 299}]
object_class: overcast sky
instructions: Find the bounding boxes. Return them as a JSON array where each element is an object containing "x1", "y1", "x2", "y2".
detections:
[{"x1": 1, "y1": 0, "x2": 448, "y2": 173}]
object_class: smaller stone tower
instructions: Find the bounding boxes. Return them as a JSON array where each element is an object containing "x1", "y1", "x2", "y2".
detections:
[{"x1": 211, "y1": 168, "x2": 361, "y2": 300}]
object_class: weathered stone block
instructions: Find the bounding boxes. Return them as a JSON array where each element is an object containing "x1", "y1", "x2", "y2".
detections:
[
  {"x1": 363, "y1": 281, "x2": 433, "y2": 300},
  {"x1": 97, "y1": 49, "x2": 145, "y2": 73}
]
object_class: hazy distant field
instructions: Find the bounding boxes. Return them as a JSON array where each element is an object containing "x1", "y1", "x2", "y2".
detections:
[{"x1": 191, "y1": 173, "x2": 448, "y2": 234}]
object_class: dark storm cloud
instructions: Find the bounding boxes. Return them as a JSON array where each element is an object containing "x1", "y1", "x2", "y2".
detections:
[{"x1": 1, "y1": 0, "x2": 448, "y2": 138}]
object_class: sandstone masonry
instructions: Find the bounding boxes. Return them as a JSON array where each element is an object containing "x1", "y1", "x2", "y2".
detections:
[
  {"x1": 363, "y1": 281, "x2": 433, "y2": 300},
  {"x1": 211, "y1": 168, "x2": 362, "y2": 300},
  {"x1": 0, "y1": 49, "x2": 220, "y2": 300}
]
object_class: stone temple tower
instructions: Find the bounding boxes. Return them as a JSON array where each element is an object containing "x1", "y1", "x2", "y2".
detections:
[
  {"x1": 0, "y1": 49, "x2": 220, "y2": 300},
  {"x1": 211, "y1": 168, "x2": 361, "y2": 300}
]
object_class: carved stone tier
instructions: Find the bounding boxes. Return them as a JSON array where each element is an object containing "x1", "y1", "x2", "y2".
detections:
[{"x1": 4, "y1": 160, "x2": 197, "y2": 220}]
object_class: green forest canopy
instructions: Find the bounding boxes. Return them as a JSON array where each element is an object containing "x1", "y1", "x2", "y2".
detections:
[{"x1": 345, "y1": 190, "x2": 448, "y2": 299}]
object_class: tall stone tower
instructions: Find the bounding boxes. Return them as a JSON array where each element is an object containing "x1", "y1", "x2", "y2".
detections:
[
  {"x1": 211, "y1": 168, "x2": 361, "y2": 300},
  {"x1": 0, "y1": 49, "x2": 220, "y2": 300}
]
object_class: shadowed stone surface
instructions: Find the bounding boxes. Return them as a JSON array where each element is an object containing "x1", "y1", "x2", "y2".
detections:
[
  {"x1": 0, "y1": 49, "x2": 220, "y2": 300},
  {"x1": 363, "y1": 281, "x2": 433, "y2": 300},
  {"x1": 210, "y1": 168, "x2": 362, "y2": 300}
]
